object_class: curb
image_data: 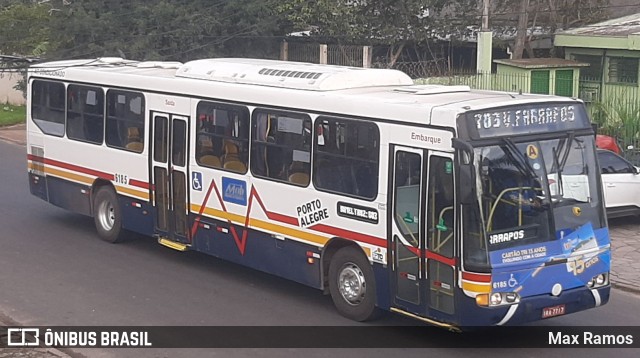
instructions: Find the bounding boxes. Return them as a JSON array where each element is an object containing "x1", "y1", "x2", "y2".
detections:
[
  {"x1": 0, "y1": 136, "x2": 26, "y2": 146},
  {"x1": 0, "y1": 123, "x2": 26, "y2": 146}
]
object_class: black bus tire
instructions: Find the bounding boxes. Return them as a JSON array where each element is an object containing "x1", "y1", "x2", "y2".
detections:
[
  {"x1": 93, "y1": 187, "x2": 125, "y2": 243},
  {"x1": 328, "y1": 246, "x2": 380, "y2": 321}
]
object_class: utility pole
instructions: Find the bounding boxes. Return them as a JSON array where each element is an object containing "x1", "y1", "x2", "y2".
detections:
[
  {"x1": 477, "y1": 0, "x2": 492, "y2": 91},
  {"x1": 476, "y1": 0, "x2": 492, "y2": 74},
  {"x1": 481, "y1": 0, "x2": 490, "y2": 30}
]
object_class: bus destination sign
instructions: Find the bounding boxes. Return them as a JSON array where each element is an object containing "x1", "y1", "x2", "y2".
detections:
[{"x1": 468, "y1": 103, "x2": 590, "y2": 139}]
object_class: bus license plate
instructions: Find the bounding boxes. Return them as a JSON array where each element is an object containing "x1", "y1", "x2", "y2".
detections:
[{"x1": 542, "y1": 304, "x2": 565, "y2": 318}]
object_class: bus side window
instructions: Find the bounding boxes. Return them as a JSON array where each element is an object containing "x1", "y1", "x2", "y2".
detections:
[
  {"x1": 313, "y1": 116, "x2": 379, "y2": 199},
  {"x1": 66, "y1": 85, "x2": 104, "y2": 145},
  {"x1": 195, "y1": 102, "x2": 249, "y2": 173},
  {"x1": 106, "y1": 90, "x2": 145, "y2": 153},
  {"x1": 250, "y1": 110, "x2": 311, "y2": 186},
  {"x1": 30, "y1": 80, "x2": 66, "y2": 136}
]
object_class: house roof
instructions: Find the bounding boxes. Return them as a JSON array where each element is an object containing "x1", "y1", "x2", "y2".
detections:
[
  {"x1": 493, "y1": 58, "x2": 590, "y2": 69},
  {"x1": 555, "y1": 12, "x2": 640, "y2": 50},
  {"x1": 559, "y1": 13, "x2": 640, "y2": 37}
]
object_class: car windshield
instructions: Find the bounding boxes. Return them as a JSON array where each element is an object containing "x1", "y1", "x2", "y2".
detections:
[{"x1": 473, "y1": 134, "x2": 604, "y2": 251}]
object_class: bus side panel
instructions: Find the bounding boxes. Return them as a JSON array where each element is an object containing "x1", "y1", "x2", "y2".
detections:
[
  {"x1": 46, "y1": 176, "x2": 92, "y2": 216},
  {"x1": 118, "y1": 196, "x2": 156, "y2": 237},
  {"x1": 192, "y1": 215, "x2": 323, "y2": 289},
  {"x1": 28, "y1": 173, "x2": 48, "y2": 201},
  {"x1": 373, "y1": 263, "x2": 391, "y2": 311}
]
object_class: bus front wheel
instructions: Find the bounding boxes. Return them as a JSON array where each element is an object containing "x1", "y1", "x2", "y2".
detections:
[
  {"x1": 329, "y1": 246, "x2": 379, "y2": 321},
  {"x1": 93, "y1": 187, "x2": 125, "y2": 243}
]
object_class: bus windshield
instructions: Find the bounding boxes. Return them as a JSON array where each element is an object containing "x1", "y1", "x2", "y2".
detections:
[{"x1": 469, "y1": 134, "x2": 604, "y2": 262}]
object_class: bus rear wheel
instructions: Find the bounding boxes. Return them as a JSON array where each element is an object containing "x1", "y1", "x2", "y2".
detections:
[
  {"x1": 93, "y1": 186, "x2": 125, "y2": 243},
  {"x1": 328, "y1": 246, "x2": 379, "y2": 321}
]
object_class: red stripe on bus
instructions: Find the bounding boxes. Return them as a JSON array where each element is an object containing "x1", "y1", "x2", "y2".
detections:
[
  {"x1": 405, "y1": 246, "x2": 456, "y2": 266},
  {"x1": 268, "y1": 212, "x2": 300, "y2": 226},
  {"x1": 248, "y1": 187, "x2": 302, "y2": 227},
  {"x1": 190, "y1": 178, "x2": 217, "y2": 242},
  {"x1": 28, "y1": 154, "x2": 149, "y2": 189},
  {"x1": 426, "y1": 250, "x2": 456, "y2": 266},
  {"x1": 28, "y1": 154, "x2": 113, "y2": 180},
  {"x1": 128, "y1": 179, "x2": 150, "y2": 190},
  {"x1": 310, "y1": 223, "x2": 386, "y2": 247},
  {"x1": 461, "y1": 272, "x2": 492, "y2": 282}
]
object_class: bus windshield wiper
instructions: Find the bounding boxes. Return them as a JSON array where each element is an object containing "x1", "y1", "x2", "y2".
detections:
[
  {"x1": 501, "y1": 138, "x2": 538, "y2": 179},
  {"x1": 551, "y1": 132, "x2": 582, "y2": 200},
  {"x1": 552, "y1": 146, "x2": 564, "y2": 198},
  {"x1": 556, "y1": 131, "x2": 575, "y2": 173}
]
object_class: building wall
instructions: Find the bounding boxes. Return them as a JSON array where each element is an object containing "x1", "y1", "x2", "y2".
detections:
[
  {"x1": 565, "y1": 48, "x2": 640, "y2": 105},
  {"x1": 0, "y1": 72, "x2": 25, "y2": 105}
]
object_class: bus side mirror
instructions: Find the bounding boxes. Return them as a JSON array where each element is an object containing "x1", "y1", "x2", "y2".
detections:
[{"x1": 452, "y1": 138, "x2": 476, "y2": 205}]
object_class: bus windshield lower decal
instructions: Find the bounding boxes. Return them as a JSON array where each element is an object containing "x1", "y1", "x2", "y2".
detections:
[{"x1": 489, "y1": 223, "x2": 611, "y2": 297}]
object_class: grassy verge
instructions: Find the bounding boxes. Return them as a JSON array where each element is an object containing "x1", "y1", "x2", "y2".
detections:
[{"x1": 0, "y1": 104, "x2": 26, "y2": 127}]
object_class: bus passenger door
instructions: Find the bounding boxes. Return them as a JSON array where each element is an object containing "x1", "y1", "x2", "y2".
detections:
[
  {"x1": 151, "y1": 112, "x2": 190, "y2": 244},
  {"x1": 425, "y1": 152, "x2": 456, "y2": 316},
  {"x1": 390, "y1": 146, "x2": 425, "y2": 312}
]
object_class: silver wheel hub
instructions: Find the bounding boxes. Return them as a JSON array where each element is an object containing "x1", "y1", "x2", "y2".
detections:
[
  {"x1": 98, "y1": 200, "x2": 115, "y2": 231},
  {"x1": 338, "y1": 263, "x2": 366, "y2": 305}
]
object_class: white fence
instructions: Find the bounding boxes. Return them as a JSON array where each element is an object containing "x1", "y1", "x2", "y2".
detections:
[
  {"x1": 281, "y1": 42, "x2": 372, "y2": 68},
  {"x1": 0, "y1": 71, "x2": 25, "y2": 105}
]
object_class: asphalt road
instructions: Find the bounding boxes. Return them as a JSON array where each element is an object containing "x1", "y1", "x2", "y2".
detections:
[{"x1": 1, "y1": 140, "x2": 639, "y2": 357}]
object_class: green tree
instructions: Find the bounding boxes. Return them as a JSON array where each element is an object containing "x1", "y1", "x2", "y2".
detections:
[
  {"x1": 492, "y1": 0, "x2": 610, "y2": 59},
  {"x1": 43, "y1": 0, "x2": 285, "y2": 62},
  {"x1": 276, "y1": 0, "x2": 477, "y2": 67},
  {"x1": 0, "y1": 2, "x2": 60, "y2": 58}
]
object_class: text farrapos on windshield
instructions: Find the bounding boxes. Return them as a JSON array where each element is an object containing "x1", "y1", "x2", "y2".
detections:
[
  {"x1": 489, "y1": 230, "x2": 524, "y2": 245},
  {"x1": 411, "y1": 132, "x2": 442, "y2": 145}
]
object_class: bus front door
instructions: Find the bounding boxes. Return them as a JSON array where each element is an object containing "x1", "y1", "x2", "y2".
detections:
[
  {"x1": 390, "y1": 147, "x2": 457, "y2": 320},
  {"x1": 424, "y1": 152, "x2": 456, "y2": 317},
  {"x1": 151, "y1": 112, "x2": 190, "y2": 245},
  {"x1": 390, "y1": 146, "x2": 426, "y2": 313}
]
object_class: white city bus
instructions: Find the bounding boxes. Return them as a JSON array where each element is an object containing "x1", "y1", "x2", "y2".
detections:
[{"x1": 27, "y1": 58, "x2": 611, "y2": 328}]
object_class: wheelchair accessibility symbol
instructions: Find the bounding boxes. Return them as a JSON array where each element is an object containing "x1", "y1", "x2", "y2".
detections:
[{"x1": 192, "y1": 172, "x2": 203, "y2": 191}]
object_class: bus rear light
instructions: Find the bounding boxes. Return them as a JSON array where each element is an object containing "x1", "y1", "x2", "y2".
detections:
[{"x1": 307, "y1": 257, "x2": 315, "y2": 264}]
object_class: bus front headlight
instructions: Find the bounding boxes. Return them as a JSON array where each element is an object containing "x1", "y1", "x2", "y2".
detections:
[
  {"x1": 589, "y1": 273, "x2": 608, "y2": 288},
  {"x1": 476, "y1": 292, "x2": 521, "y2": 307}
]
